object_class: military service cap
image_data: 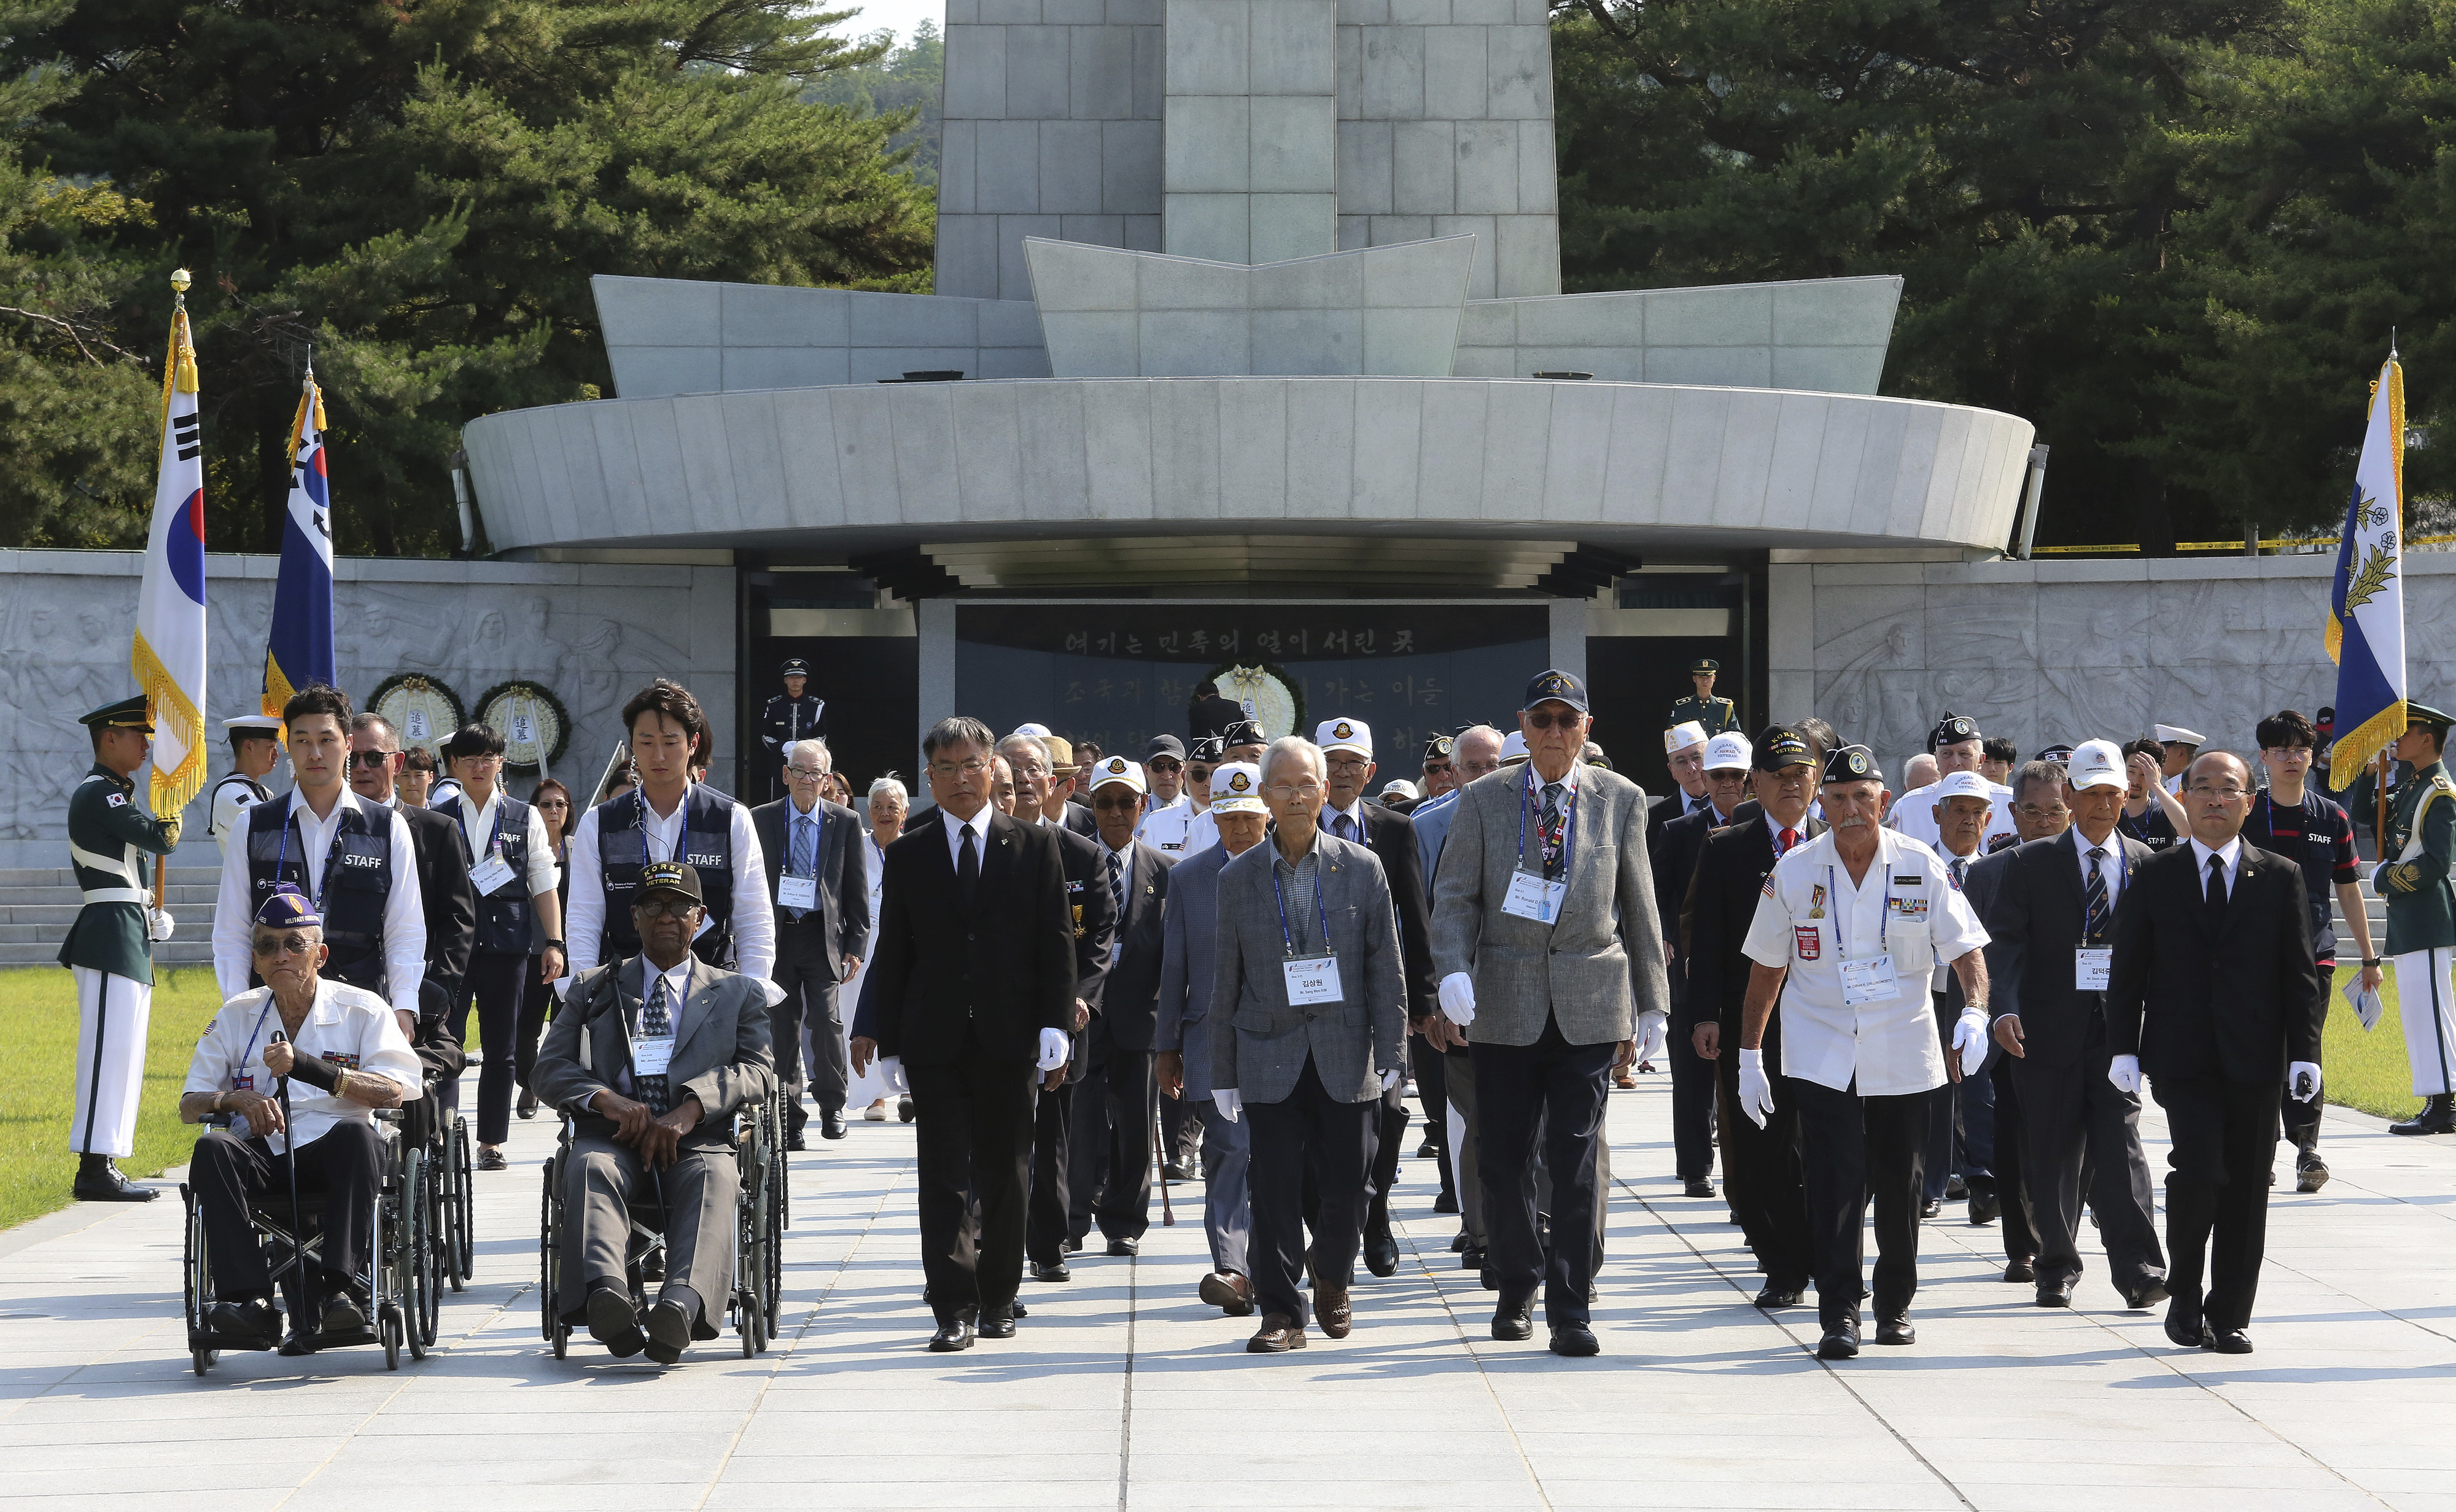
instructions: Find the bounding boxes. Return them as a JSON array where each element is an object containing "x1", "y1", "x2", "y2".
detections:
[
  {"x1": 780, "y1": 657, "x2": 810, "y2": 677},
  {"x1": 1424, "y1": 733, "x2": 1455, "y2": 762},
  {"x1": 1188, "y1": 735, "x2": 1226, "y2": 764},
  {"x1": 638, "y1": 859, "x2": 705, "y2": 903},
  {"x1": 254, "y1": 884, "x2": 321, "y2": 930},
  {"x1": 1688, "y1": 658, "x2": 1720, "y2": 675},
  {"x1": 80, "y1": 694, "x2": 153, "y2": 733},
  {"x1": 1822, "y1": 744, "x2": 1882, "y2": 786},
  {"x1": 1927, "y1": 711, "x2": 1979, "y2": 751},
  {"x1": 2407, "y1": 702, "x2": 2456, "y2": 736},
  {"x1": 2034, "y1": 742, "x2": 2075, "y2": 765},
  {"x1": 1221, "y1": 718, "x2": 1267, "y2": 750},
  {"x1": 223, "y1": 714, "x2": 282, "y2": 737}
]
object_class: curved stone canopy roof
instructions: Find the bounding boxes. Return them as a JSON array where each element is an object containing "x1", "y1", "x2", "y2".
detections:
[{"x1": 461, "y1": 373, "x2": 2034, "y2": 560}]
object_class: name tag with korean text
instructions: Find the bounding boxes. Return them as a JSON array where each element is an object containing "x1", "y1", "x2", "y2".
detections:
[
  {"x1": 1503, "y1": 869, "x2": 1568, "y2": 923},
  {"x1": 469, "y1": 853, "x2": 516, "y2": 896},
  {"x1": 632, "y1": 1034, "x2": 676, "y2": 1077},
  {"x1": 1840, "y1": 952, "x2": 1901, "y2": 1007},
  {"x1": 2075, "y1": 947, "x2": 2112, "y2": 991},
  {"x1": 777, "y1": 875, "x2": 818, "y2": 912},
  {"x1": 1283, "y1": 953, "x2": 1343, "y2": 1007}
]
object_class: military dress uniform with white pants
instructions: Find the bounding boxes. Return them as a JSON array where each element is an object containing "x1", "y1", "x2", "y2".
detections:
[
  {"x1": 61, "y1": 757, "x2": 179, "y2": 1182},
  {"x1": 1744, "y1": 823, "x2": 1989, "y2": 1332},
  {"x1": 2374, "y1": 754, "x2": 2456, "y2": 1109}
]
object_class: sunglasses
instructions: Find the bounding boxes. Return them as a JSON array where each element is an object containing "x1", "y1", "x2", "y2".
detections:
[
  {"x1": 348, "y1": 750, "x2": 396, "y2": 769},
  {"x1": 1523, "y1": 710, "x2": 1583, "y2": 731},
  {"x1": 537, "y1": 799, "x2": 570, "y2": 811},
  {"x1": 1092, "y1": 793, "x2": 1142, "y2": 810},
  {"x1": 251, "y1": 932, "x2": 316, "y2": 958},
  {"x1": 633, "y1": 898, "x2": 702, "y2": 918},
  {"x1": 1148, "y1": 759, "x2": 1183, "y2": 773}
]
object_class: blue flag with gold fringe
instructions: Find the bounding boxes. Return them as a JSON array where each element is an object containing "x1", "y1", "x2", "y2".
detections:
[
  {"x1": 2327, "y1": 351, "x2": 2407, "y2": 786},
  {"x1": 262, "y1": 367, "x2": 335, "y2": 718}
]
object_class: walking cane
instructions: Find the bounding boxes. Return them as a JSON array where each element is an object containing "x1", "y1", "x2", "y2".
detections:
[
  {"x1": 1151, "y1": 1093, "x2": 1176, "y2": 1227},
  {"x1": 268, "y1": 1031, "x2": 310, "y2": 1328}
]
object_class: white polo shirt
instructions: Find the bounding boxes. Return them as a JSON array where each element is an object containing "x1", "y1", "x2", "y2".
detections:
[
  {"x1": 1136, "y1": 792, "x2": 1199, "y2": 855},
  {"x1": 1743, "y1": 826, "x2": 1989, "y2": 1097},
  {"x1": 184, "y1": 978, "x2": 422, "y2": 1155}
]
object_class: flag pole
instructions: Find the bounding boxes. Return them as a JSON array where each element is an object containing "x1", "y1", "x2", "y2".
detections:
[{"x1": 155, "y1": 266, "x2": 194, "y2": 920}]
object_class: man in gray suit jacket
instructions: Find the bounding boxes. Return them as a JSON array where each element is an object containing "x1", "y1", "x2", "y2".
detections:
[
  {"x1": 1431, "y1": 669, "x2": 1671, "y2": 1357},
  {"x1": 534, "y1": 861, "x2": 776, "y2": 1364},
  {"x1": 1210, "y1": 738, "x2": 1407, "y2": 1352},
  {"x1": 1157, "y1": 760, "x2": 1272, "y2": 1315},
  {"x1": 751, "y1": 739, "x2": 871, "y2": 1146}
]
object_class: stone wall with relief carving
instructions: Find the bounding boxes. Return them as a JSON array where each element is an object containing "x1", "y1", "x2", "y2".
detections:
[
  {"x1": 0, "y1": 551, "x2": 736, "y2": 861},
  {"x1": 1770, "y1": 552, "x2": 2456, "y2": 791}
]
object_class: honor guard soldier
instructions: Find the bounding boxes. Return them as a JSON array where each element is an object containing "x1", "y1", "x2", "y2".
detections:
[
  {"x1": 208, "y1": 715, "x2": 284, "y2": 856},
  {"x1": 62, "y1": 694, "x2": 184, "y2": 1201},
  {"x1": 759, "y1": 657, "x2": 826, "y2": 800},
  {"x1": 1669, "y1": 658, "x2": 1743, "y2": 739},
  {"x1": 2370, "y1": 702, "x2": 2456, "y2": 1135}
]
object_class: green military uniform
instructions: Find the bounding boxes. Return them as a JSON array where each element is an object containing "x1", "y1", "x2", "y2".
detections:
[
  {"x1": 63, "y1": 696, "x2": 180, "y2": 1196},
  {"x1": 1671, "y1": 656, "x2": 1741, "y2": 737},
  {"x1": 2375, "y1": 721, "x2": 2456, "y2": 1114}
]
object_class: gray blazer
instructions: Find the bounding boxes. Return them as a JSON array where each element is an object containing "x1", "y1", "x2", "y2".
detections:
[
  {"x1": 1156, "y1": 844, "x2": 1230, "y2": 1098},
  {"x1": 1208, "y1": 832, "x2": 1406, "y2": 1106},
  {"x1": 534, "y1": 956, "x2": 777, "y2": 1146},
  {"x1": 1429, "y1": 764, "x2": 1671, "y2": 1047}
]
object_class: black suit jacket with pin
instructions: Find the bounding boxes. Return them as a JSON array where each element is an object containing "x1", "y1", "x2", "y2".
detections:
[
  {"x1": 398, "y1": 804, "x2": 476, "y2": 1021},
  {"x1": 2105, "y1": 840, "x2": 2322, "y2": 1085},
  {"x1": 1983, "y1": 829, "x2": 2155, "y2": 1069},
  {"x1": 853, "y1": 810, "x2": 1076, "y2": 1069},
  {"x1": 1092, "y1": 838, "x2": 1175, "y2": 1052},
  {"x1": 1677, "y1": 813, "x2": 1824, "y2": 1054},
  {"x1": 1349, "y1": 802, "x2": 1437, "y2": 1025}
]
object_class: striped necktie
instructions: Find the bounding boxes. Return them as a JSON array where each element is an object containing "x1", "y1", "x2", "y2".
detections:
[
  {"x1": 787, "y1": 813, "x2": 815, "y2": 920},
  {"x1": 1541, "y1": 782, "x2": 1565, "y2": 880},
  {"x1": 2083, "y1": 845, "x2": 2109, "y2": 942},
  {"x1": 1108, "y1": 847, "x2": 1126, "y2": 921}
]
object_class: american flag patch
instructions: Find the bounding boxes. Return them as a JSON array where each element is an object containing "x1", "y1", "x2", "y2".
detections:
[{"x1": 1761, "y1": 875, "x2": 1776, "y2": 898}]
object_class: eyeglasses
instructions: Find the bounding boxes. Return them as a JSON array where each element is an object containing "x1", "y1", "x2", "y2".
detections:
[
  {"x1": 460, "y1": 752, "x2": 502, "y2": 766},
  {"x1": 251, "y1": 932, "x2": 316, "y2": 958},
  {"x1": 1523, "y1": 711, "x2": 1583, "y2": 731},
  {"x1": 930, "y1": 758, "x2": 991, "y2": 778},
  {"x1": 348, "y1": 750, "x2": 395, "y2": 769},
  {"x1": 2186, "y1": 784, "x2": 2251, "y2": 799},
  {"x1": 2015, "y1": 803, "x2": 2070, "y2": 819},
  {"x1": 633, "y1": 898, "x2": 702, "y2": 918},
  {"x1": 1326, "y1": 756, "x2": 1372, "y2": 774},
  {"x1": 1265, "y1": 780, "x2": 1325, "y2": 799},
  {"x1": 785, "y1": 765, "x2": 826, "y2": 780}
]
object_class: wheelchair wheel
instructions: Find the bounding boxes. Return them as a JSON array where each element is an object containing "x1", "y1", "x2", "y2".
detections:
[
  {"x1": 402, "y1": 1146, "x2": 435, "y2": 1356},
  {"x1": 181, "y1": 1184, "x2": 217, "y2": 1376},
  {"x1": 450, "y1": 1115, "x2": 475, "y2": 1283},
  {"x1": 539, "y1": 1160, "x2": 569, "y2": 1359},
  {"x1": 381, "y1": 1305, "x2": 402, "y2": 1371}
]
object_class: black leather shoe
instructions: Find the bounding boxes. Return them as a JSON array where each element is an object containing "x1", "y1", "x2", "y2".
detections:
[
  {"x1": 1492, "y1": 1292, "x2": 1536, "y2": 1341},
  {"x1": 897, "y1": 1095, "x2": 916, "y2": 1124},
  {"x1": 2163, "y1": 1303, "x2": 2205, "y2": 1349},
  {"x1": 643, "y1": 1300, "x2": 691, "y2": 1364},
  {"x1": 822, "y1": 1114, "x2": 849, "y2": 1140},
  {"x1": 1417, "y1": 1139, "x2": 1439, "y2": 1158},
  {"x1": 1549, "y1": 1322, "x2": 1601, "y2": 1356},
  {"x1": 1967, "y1": 1190, "x2": 2002, "y2": 1225},
  {"x1": 2123, "y1": 1280, "x2": 2170, "y2": 1311},
  {"x1": 1433, "y1": 1191, "x2": 1459, "y2": 1215},
  {"x1": 1754, "y1": 1287, "x2": 1804, "y2": 1309},
  {"x1": 928, "y1": 1310, "x2": 978, "y2": 1352},
  {"x1": 320, "y1": 1281, "x2": 371, "y2": 1335},
  {"x1": 1921, "y1": 1198, "x2": 1942, "y2": 1219},
  {"x1": 1030, "y1": 1261, "x2": 1071, "y2": 1282},
  {"x1": 2003, "y1": 1256, "x2": 2036, "y2": 1283},
  {"x1": 784, "y1": 1128, "x2": 808, "y2": 1152},
  {"x1": 2035, "y1": 1279, "x2": 2074, "y2": 1308},
  {"x1": 1106, "y1": 1236, "x2": 1139, "y2": 1257},
  {"x1": 1684, "y1": 1177, "x2": 1716, "y2": 1199},
  {"x1": 2207, "y1": 1327, "x2": 2255, "y2": 1354},
  {"x1": 1816, "y1": 1318, "x2": 1861, "y2": 1359},
  {"x1": 2390, "y1": 1093, "x2": 2454, "y2": 1136},
  {"x1": 1875, "y1": 1314, "x2": 1915, "y2": 1346},
  {"x1": 72, "y1": 1155, "x2": 157, "y2": 1202},
  {"x1": 1945, "y1": 1174, "x2": 1968, "y2": 1200},
  {"x1": 1363, "y1": 1226, "x2": 1399, "y2": 1277},
  {"x1": 205, "y1": 1297, "x2": 282, "y2": 1349},
  {"x1": 1461, "y1": 1245, "x2": 1486, "y2": 1270},
  {"x1": 516, "y1": 1088, "x2": 539, "y2": 1120},
  {"x1": 2295, "y1": 1152, "x2": 2330, "y2": 1191},
  {"x1": 1011, "y1": 1301, "x2": 1028, "y2": 1318},
  {"x1": 979, "y1": 1310, "x2": 1017, "y2": 1339},
  {"x1": 1450, "y1": 1232, "x2": 1472, "y2": 1252},
  {"x1": 1063, "y1": 1236, "x2": 1082, "y2": 1254},
  {"x1": 588, "y1": 1286, "x2": 647, "y2": 1358}
]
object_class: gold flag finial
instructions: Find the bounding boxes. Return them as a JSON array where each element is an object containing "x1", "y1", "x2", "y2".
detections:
[{"x1": 169, "y1": 267, "x2": 192, "y2": 296}]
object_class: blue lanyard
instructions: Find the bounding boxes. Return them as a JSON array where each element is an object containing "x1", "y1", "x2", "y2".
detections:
[
  {"x1": 636, "y1": 786, "x2": 688, "y2": 870},
  {"x1": 273, "y1": 794, "x2": 346, "y2": 909},
  {"x1": 1270, "y1": 849, "x2": 1332, "y2": 959},
  {"x1": 1515, "y1": 768, "x2": 1579, "y2": 876},
  {"x1": 1826, "y1": 860, "x2": 1893, "y2": 959},
  {"x1": 237, "y1": 998, "x2": 277, "y2": 1080}
]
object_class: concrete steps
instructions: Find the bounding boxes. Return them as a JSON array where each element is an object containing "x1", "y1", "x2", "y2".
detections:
[{"x1": 0, "y1": 867, "x2": 219, "y2": 968}]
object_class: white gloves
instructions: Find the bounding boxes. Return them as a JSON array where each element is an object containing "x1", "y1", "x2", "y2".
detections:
[
  {"x1": 1213, "y1": 1087, "x2": 1243, "y2": 1122},
  {"x1": 1737, "y1": 1047, "x2": 1776, "y2": 1128},
  {"x1": 1439, "y1": 972, "x2": 1477, "y2": 1026},
  {"x1": 147, "y1": 907, "x2": 176, "y2": 944},
  {"x1": 1952, "y1": 1007, "x2": 1992, "y2": 1078},
  {"x1": 1380, "y1": 1067, "x2": 1404, "y2": 1092},
  {"x1": 2107, "y1": 1053, "x2": 2142, "y2": 1094},
  {"x1": 877, "y1": 1055, "x2": 909, "y2": 1095},
  {"x1": 1036, "y1": 1027, "x2": 1071, "y2": 1073},
  {"x1": 1636, "y1": 1010, "x2": 1666, "y2": 1066},
  {"x1": 2290, "y1": 1061, "x2": 2323, "y2": 1103}
]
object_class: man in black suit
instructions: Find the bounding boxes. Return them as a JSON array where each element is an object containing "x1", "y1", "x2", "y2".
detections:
[
  {"x1": 1312, "y1": 717, "x2": 1438, "y2": 1277},
  {"x1": 852, "y1": 717, "x2": 1077, "y2": 1352},
  {"x1": 752, "y1": 738, "x2": 871, "y2": 1146},
  {"x1": 2107, "y1": 750, "x2": 2323, "y2": 1354},
  {"x1": 1681, "y1": 726, "x2": 1818, "y2": 1306},
  {"x1": 1988, "y1": 739, "x2": 2169, "y2": 1312},
  {"x1": 995, "y1": 731, "x2": 1117, "y2": 1281},
  {"x1": 347, "y1": 713, "x2": 476, "y2": 1092},
  {"x1": 1964, "y1": 760, "x2": 2070, "y2": 1279},
  {"x1": 1069, "y1": 756, "x2": 1176, "y2": 1252},
  {"x1": 1654, "y1": 731, "x2": 1752, "y2": 1193}
]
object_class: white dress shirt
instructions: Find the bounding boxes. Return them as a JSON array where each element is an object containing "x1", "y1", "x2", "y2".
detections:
[
  {"x1": 212, "y1": 787, "x2": 427, "y2": 1020},
  {"x1": 2188, "y1": 834, "x2": 2244, "y2": 894},
  {"x1": 944, "y1": 803, "x2": 992, "y2": 872},
  {"x1": 185, "y1": 978, "x2": 422, "y2": 1155},
  {"x1": 2072, "y1": 827, "x2": 2129, "y2": 914},
  {"x1": 1321, "y1": 799, "x2": 1370, "y2": 845},
  {"x1": 563, "y1": 784, "x2": 777, "y2": 1000},
  {"x1": 453, "y1": 786, "x2": 559, "y2": 898}
]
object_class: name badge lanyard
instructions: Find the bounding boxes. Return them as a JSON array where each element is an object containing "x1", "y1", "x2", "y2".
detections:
[
  {"x1": 1272, "y1": 858, "x2": 1333, "y2": 961},
  {"x1": 272, "y1": 793, "x2": 347, "y2": 912},
  {"x1": 233, "y1": 997, "x2": 278, "y2": 1092},
  {"x1": 1826, "y1": 862, "x2": 1894, "y2": 961},
  {"x1": 1515, "y1": 768, "x2": 1580, "y2": 882}
]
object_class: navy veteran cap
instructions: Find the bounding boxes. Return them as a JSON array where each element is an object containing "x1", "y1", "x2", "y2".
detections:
[
  {"x1": 254, "y1": 884, "x2": 320, "y2": 931},
  {"x1": 1822, "y1": 744, "x2": 1882, "y2": 785},
  {"x1": 1221, "y1": 718, "x2": 1267, "y2": 749},
  {"x1": 1523, "y1": 669, "x2": 1588, "y2": 713},
  {"x1": 1928, "y1": 711, "x2": 1979, "y2": 750},
  {"x1": 80, "y1": 694, "x2": 153, "y2": 732},
  {"x1": 2410, "y1": 702, "x2": 2456, "y2": 735},
  {"x1": 1688, "y1": 657, "x2": 1720, "y2": 675},
  {"x1": 780, "y1": 657, "x2": 810, "y2": 677},
  {"x1": 637, "y1": 859, "x2": 705, "y2": 903},
  {"x1": 1752, "y1": 726, "x2": 1814, "y2": 772}
]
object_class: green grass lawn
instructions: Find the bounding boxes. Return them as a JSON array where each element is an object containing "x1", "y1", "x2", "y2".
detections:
[{"x1": 2323, "y1": 971, "x2": 2434, "y2": 1122}]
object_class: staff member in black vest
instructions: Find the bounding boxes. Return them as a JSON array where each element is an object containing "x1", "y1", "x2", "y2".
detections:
[
  {"x1": 2107, "y1": 750, "x2": 2323, "y2": 1354},
  {"x1": 437, "y1": 721, "x2": 565, "y2": 1171},
  {"x1": 752, "y1": 737, "x2": 871, "y2": 1147},
  {"x1": 344, "y1": 712, "x2": 477, "y2": 1117},
  {"x1": 564, "y1": 679, "x2": 777, "y2": 1001},
  {"x1": 214, "y1": 686, "x2": 427, "y2": 1029}
]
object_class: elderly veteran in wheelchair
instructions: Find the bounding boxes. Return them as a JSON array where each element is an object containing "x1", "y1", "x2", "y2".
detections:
[
  {"x1": 535, "y1": 859, "x2": 775, "y2": 1363},
  {"x1": 181, "y1": 886, "x2": 423, "y2": 1350}
]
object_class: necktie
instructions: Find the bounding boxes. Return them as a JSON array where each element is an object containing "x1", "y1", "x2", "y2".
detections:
[
  {"x1": 958, "y1": 822, "x2": 980, "y2": 909},
  {"x1": 1541, "y1": 781, "x2": 1565, "y2": 881},
  {"x1": 1949, "y1": 855, "x2": 1968, "y2": 891},
  {"x1": 2083, "y1": 845, "x2": 2108, "y2": 940},
  {"x1": 1332, "y1": 812, "x2": 1358, "y2": 843},
  {"x1": 1108, "y1": 848, "x2": 1126, "y2": 921},
  {"x1": 638, "y1": 974, "x2": 673, "y2": 1114},
  {"x1": 2205, "y1": 851, "x2": 2228, "y2": 926},
  {"x1": 1778, "y1": 827, "x2": 1798, "y2": 856},
  {"x1": 788, "y1": 814, "x2": 814, "y2": 920}
]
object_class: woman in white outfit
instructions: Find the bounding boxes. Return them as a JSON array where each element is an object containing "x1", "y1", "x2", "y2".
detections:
[{"x1": 842, "y1": 775, "x2": 908, "y2": 1120}]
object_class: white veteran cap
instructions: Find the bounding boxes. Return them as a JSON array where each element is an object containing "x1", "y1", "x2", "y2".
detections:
[
  {"x1": 1703, "y1": 732, "x2": 1752, "y2": 772},
  {"x1": 1090, "y1": 755, "x2": 1146, "y2": 794},
  {"x1": 1500, "y1": 731, "x2": 1529, "y2": 763},
  {"x1": 1931, "y1": 770, "x2": 1993, "y2": 802},
  {"x1": 1664, "y1": 721, "x2": 1709, "y2": 756},
  {"x1": 1316, "y1": 718, "x2": 1372, "y2": 758},
  {"x1": 1208, "y1": 762, "x2": 1266, "y2": 814},
  {"x1": 2066, "y1": 739, "x2": 2126, "y2": 791}
]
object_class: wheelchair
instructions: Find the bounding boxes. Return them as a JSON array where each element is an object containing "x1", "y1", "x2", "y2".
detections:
[
  {"x1": 400, "y1": 1070, "x2": 474, "y2": 1349},
  {"x1": 180, "y1": 1108, "x2": 426, "y2": 1374},
  {"x1": 538, "y1": 1096, "x2": 780, "y2": 1360}
]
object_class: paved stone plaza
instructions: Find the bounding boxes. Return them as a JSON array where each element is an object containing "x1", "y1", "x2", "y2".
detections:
[{"x1": 5, "y1": 1075, "x2": 2452, "y2": 1512}]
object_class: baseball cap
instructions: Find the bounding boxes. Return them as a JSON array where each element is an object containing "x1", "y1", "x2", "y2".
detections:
[
  {"x1": 1931, "y1": 770, "x2": 1992, "y2": 802},
  {"x1": 1753, "y1": 727, "x2": 1813, "y2": 772},
  {"x1": 1221, "y1": 718, "x2": 1267, "y2": 750},
  {"x1": 1090, "y1": 756, "x2": 1146, "y2": 794},
  {"x1": 1208, "y1": 762, "x2": 1266, "y2": 814},
  {"x1": 2065, "y1": 739, "x2": 2126, "y2": 791},
  {"x1": 1144, "y1": 734, "x2": 1186, "y2": 763},
  {"x1": 637, "y1": 859, "x2": 705, "y2": 902},
  {"x1": 1499, "y1": 731, "x2": 1529, "y2": 763},
  {"x1": 1522, "y1": 669, "x2": 1588, "y2": 714},
  {"x1": 1316, "y1": 718, "x2": 1372, "y2": 758},
  {"x1": 1703, "y1": 732, "x2": 1752, "y2": 772}
]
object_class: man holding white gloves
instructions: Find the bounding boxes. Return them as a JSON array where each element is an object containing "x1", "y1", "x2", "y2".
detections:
[
  {"x1": 1736, "y1": 745, "x2": 1991, "y2": 1361},
  {"x1": 852, "y1": 717, "x2": 1077, "y2": 1354},
  {"x1": 1208, "y1": 737, "x2": 1407, "y2": 1354},
  {"x1": 1429, "y1": 670, "x2": 1671, "y2": 1357}
]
